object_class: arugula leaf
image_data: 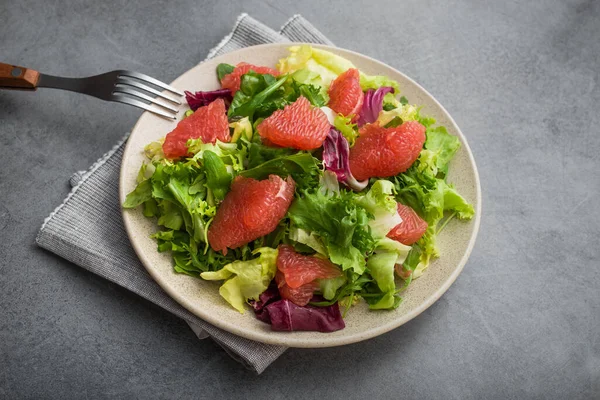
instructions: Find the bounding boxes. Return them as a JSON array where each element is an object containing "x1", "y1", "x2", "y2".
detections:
[
  {"x1": 228, "y1": 74, "x2": 289, "y2": 120},
  {"x1": 203, "y1": 150, "x2": 232, "y2": 201},
  {"x1": 217, "y1": 63, "x2": 235, "y2": 82},
  {"x1": 399, "y1": 96, "x2": 409, "y2": 105},
  {"x1": 240, "y1": 152, "x2": 319, "y2": 189},
  {"x1": 297, "y1": 84, "x2": 326, "y2": 107}
]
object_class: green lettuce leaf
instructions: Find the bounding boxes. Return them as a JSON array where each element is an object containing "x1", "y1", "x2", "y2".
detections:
[
  {"x1": 200, "y1": 247, "x2": 278, "y2": 313},
  {"x1": 366, "y1": 292, "x2": 401, "y2": 310},
  {"x1": 319, "y1": 275, "x2": 347, "y2": 300},
  {"x1": 374, "y1": 237, "x2": 411, "y2": 265},
  {"x1": 377, "y1": 103, "x2": 420, "y2": 126},
  {"x1": 391, "y1": 132, "x2": 474, "y2": 278},
  {"x1": 419, "y1": 126, "x2": 461, "y2": 177},
  {"x1": 287, "y1": 190, "x2": 375, "y2": 274},
  {"x1": 123, "y1": 179, "x2": 152, "y2": 208},
  {"x1": 359, "y1": 75, "x2": 399, "y2": 93},
  {"x1": 443, "y1": 184, "x2": 475, "y2": 219},
  {"x1": 364, "y1": 246, "x2": 409, "y2": 310},
  {"x1": 239, "y1": 152, "x2": 319, "y2": 190},
  {"x1": 333, "y1": 114, "x2": 358, "y2": 146},
  {"x1": 245, "y1": 136, "x2": 296, "y2": 169},
  {"x1": 277, "y1": 45, "x2": 400, "y2": 93},
  {"x1": 355, "y1": 180, "x2": 400, "y2": 239},
  {"x1": 187, "y1": 139, "x2": 245, "y2": 173},
  {"x1": 278, "y1": 45, "x2": 352, "y2": 88},
  {"x1": 144, "y1": 139, "x2": 165, "y2": 162},
  {"x1": 366, "y1": 252, "x2": 396, "y2": 293},
  {"x1": 229, "y1": 117, "x2": 253, "y2": 143},
  {"x1": 288, "y1": 227, "x2": 327, "y2": 255}
]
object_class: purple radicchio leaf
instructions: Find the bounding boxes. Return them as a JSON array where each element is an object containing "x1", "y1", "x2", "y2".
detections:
[
  {"x1": 322, "y1": 128, "x2": 368, "y2": 191},
  {"x1": 356, "y1": 86, "x2": 395, "y2": 126},
  {"x1": 184, "y1": 89, "x2": 232, "y2": 111},
  {"x1": 262, "y1": 299, "x2": 345, "y2": 333},
  {"x1": 251, "y1": 288, "x2": 345, "y2": 333},
  {"x1": 250, "y1": 284, "x2": 281, "y2": 323}
]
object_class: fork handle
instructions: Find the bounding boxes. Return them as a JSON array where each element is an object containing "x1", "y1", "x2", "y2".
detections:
[{"x1": 0, "y1": 62, "x2": 40, "y2": 90}]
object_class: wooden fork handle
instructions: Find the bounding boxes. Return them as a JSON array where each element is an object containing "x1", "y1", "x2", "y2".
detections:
[{"x1": 0, "y1": 62, "x2": 40, "y2": 90}]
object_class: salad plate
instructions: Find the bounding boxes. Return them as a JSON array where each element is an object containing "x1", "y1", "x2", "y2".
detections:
[{"x1": 119, "y1": 43, "x2": 481, "y2": 347}]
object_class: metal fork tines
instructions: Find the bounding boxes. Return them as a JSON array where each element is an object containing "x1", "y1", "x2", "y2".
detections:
[{"x1": 37, "y1": 70, "x2": 184, "y2": 119}]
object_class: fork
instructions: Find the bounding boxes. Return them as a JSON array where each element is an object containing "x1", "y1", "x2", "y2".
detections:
[{"x1": 0, "y1": 62, "x2": 183, "y2": 119}]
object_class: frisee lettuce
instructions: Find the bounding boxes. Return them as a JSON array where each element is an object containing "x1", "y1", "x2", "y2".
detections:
[{"x1": 287, "y1": 189, "x2": 375, "y2": 274}]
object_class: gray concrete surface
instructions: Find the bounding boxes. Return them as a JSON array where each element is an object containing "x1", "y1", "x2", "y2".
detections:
[{"x1": 1, "y1": 0, "x2": 599, "y2": 398}]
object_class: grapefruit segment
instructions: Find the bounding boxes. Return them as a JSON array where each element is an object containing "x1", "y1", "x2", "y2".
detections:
[
  {"x1": 328, "y1": 68, "x2": 364, "y2": 121},
  {"x1": 387, "y1": 203, "x2": 428, "y2": 245},
  {"x1": 275, "y1": 271, "x2": 320, "y2": 306},
  {"x1": 257, "y1": 96, "x2": 330, "y2": 150},
  {"x1": 162, "y1": 98, "x2": 230, "y2": 159},
  {"x1": 208, "y1": 175, "x2": 295, "y2": 254},
  {"x1": 349, "y1": 120, "x2": 426, "y2": 180},
  {"x1": 276, "y1": 245, "x2": 342, "y2": 289}
]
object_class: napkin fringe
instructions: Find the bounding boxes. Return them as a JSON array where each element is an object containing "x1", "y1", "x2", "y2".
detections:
[{"x1": 279, "y1": 14, "x2": 302, "y2": 32}]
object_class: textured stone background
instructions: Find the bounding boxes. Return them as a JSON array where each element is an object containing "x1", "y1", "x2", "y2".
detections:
[{"x1": 1, "y1": 0, "x2": 598, "y2": 398}]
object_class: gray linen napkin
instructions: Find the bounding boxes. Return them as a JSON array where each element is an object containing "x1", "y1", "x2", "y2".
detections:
[{"x1": 36, "y1": 14, "x2": 332, "y2": 375}]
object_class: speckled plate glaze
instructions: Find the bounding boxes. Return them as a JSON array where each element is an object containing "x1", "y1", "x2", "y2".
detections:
[{"x1": 120, "y1": 43, "x2": 481, "y2": 348}]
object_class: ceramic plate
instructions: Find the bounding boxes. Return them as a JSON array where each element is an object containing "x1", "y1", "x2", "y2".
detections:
[{"x1": 120, "y1": 43, "x2": 481, "y2": 348}]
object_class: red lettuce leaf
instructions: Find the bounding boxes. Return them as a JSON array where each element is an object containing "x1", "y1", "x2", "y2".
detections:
[
  {"x1": 185, "y1": 89, "x2": 232, "y2": 111},
  {"x1": 322, "y1": 128, "x2": 368, "y2": 191},
  {"x1": 357, "y1": 87, "x2": 395, "y2": 126},
  {"x1": 264, "y1": 299, "x2": 345, "y2": 332},
  {"x1": 251, "y1": 288, "x2": 345, "y2": 332},
  {"x1": 251, "y1": 284, "x2": 280, "y2": 323}
]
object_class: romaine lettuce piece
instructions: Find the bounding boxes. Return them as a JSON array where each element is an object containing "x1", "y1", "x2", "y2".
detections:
[
  {"x1": 277, "y1": 45, "x2": 400, "y2": 92},
  {"x1": 201, "y1": 247, "x2": 278, "y2": 313},
  {"x1": 355, "y1": 180, "x2": 400, "y2": 239}
]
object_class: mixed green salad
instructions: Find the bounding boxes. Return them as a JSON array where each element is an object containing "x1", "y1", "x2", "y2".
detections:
[{"x1": 124, "y1": 45, "x2": 474, "y2": 332}]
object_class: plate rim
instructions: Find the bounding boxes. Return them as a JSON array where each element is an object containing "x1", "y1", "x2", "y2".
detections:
[{"x1": 119, "y1": 42, "x2": 482, "y2": 348}]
